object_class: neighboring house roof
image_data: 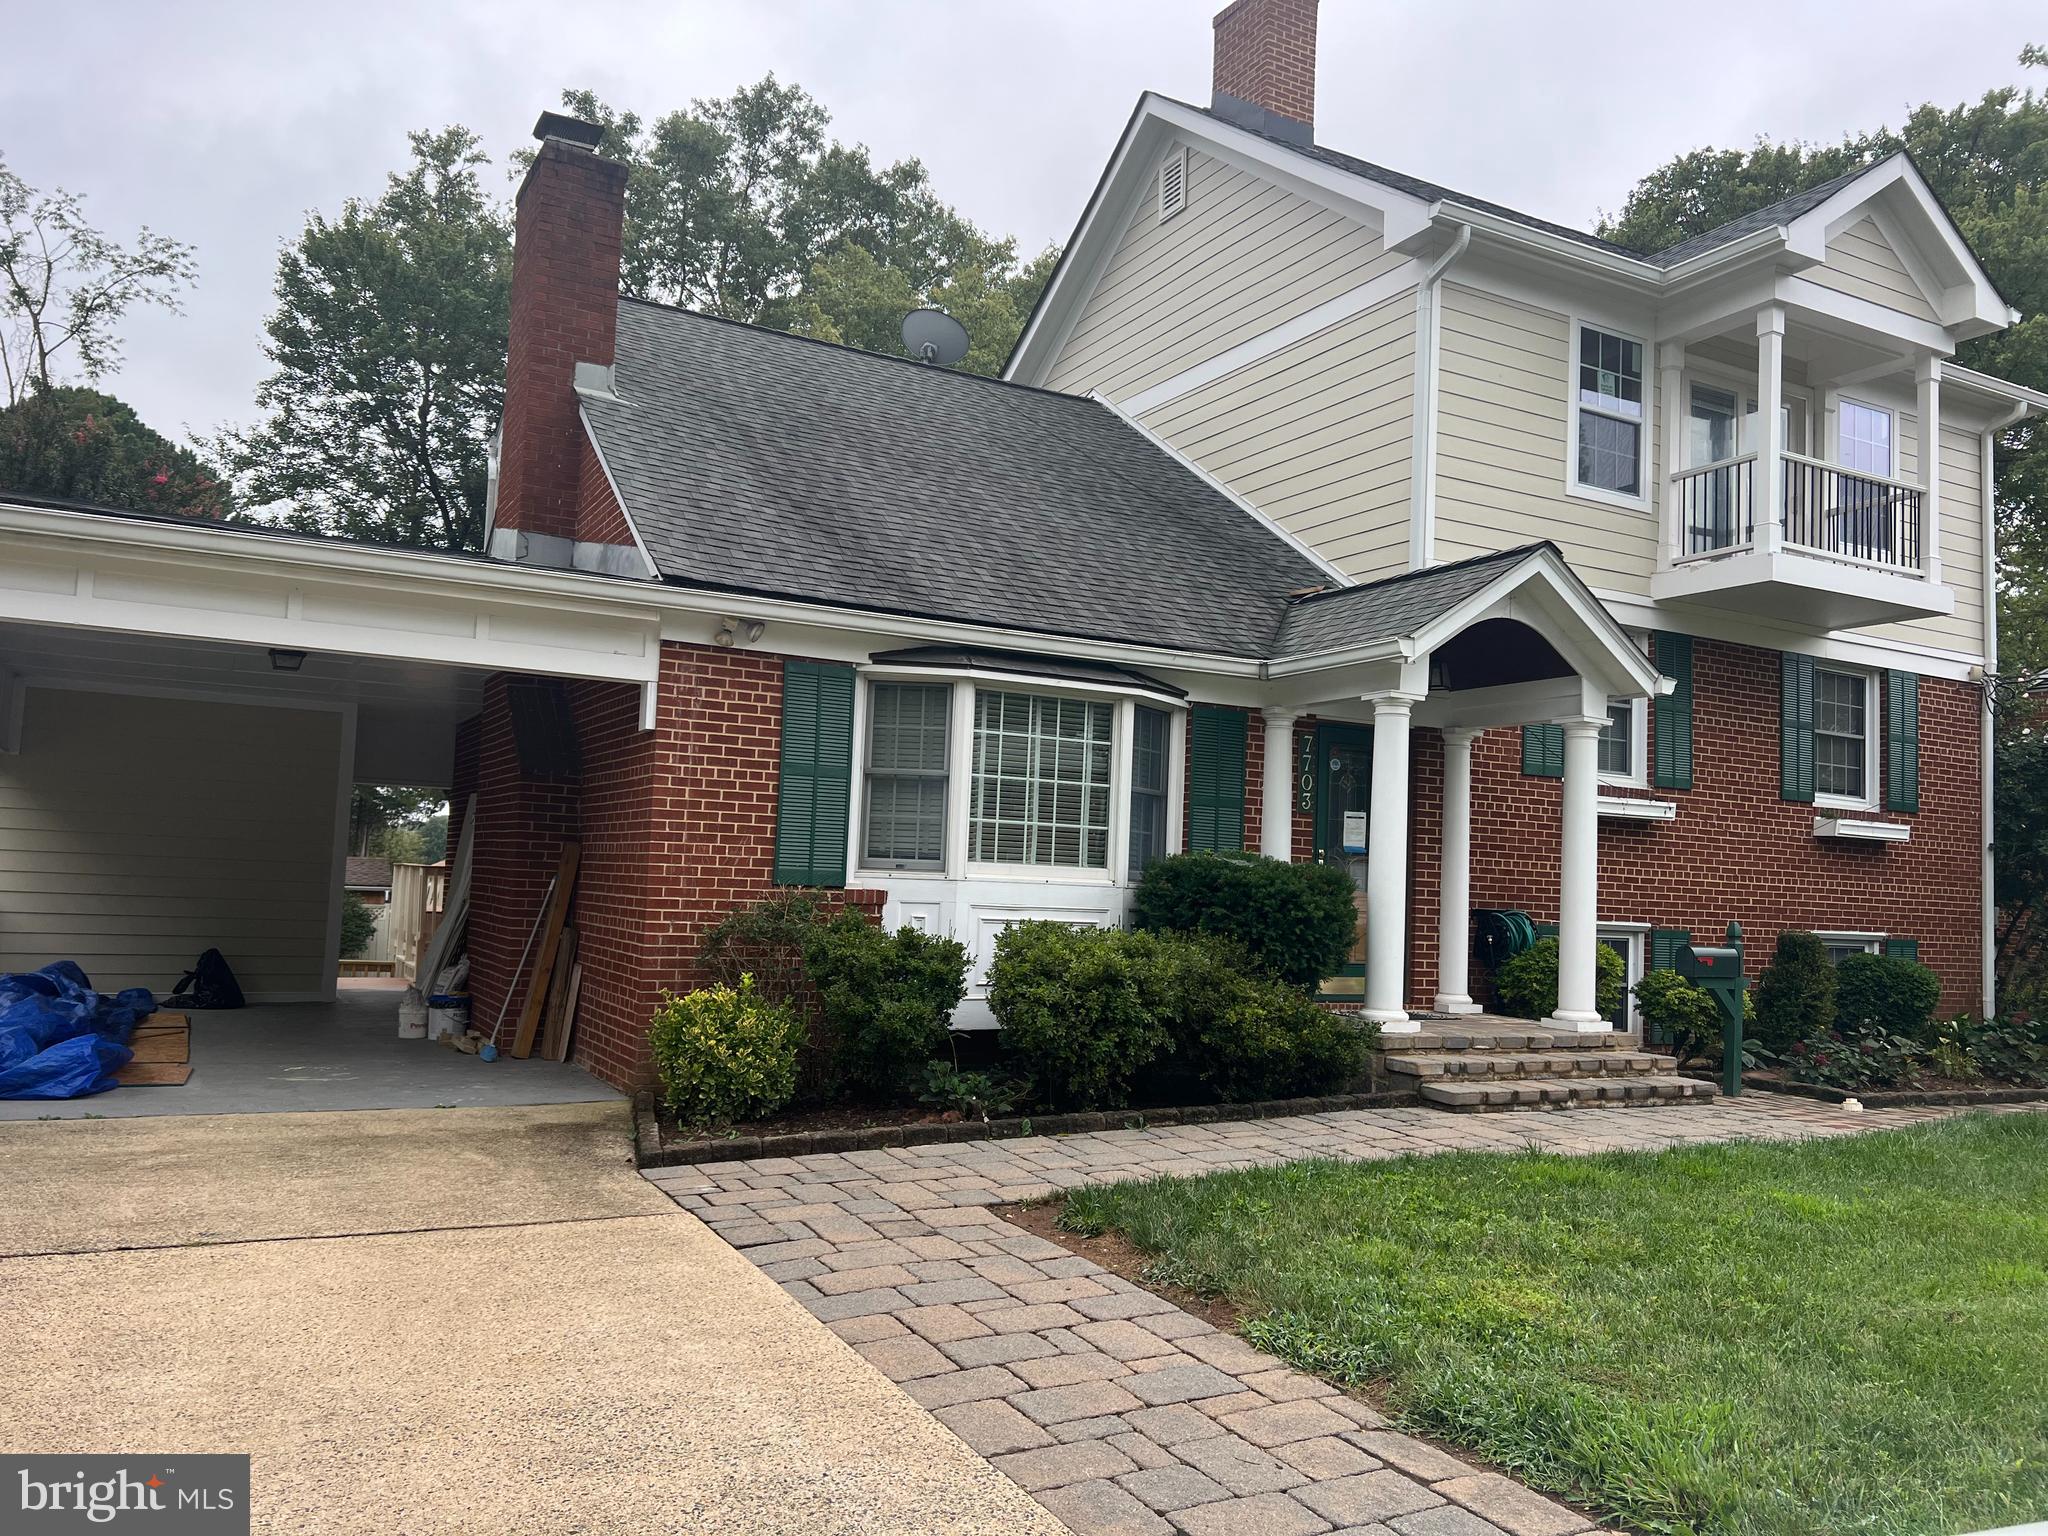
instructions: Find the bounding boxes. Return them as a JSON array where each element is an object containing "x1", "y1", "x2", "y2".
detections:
[
  {"x1": 344, "y1": 856, "x2": 392, "y2": 890},
  {"x1": 580, "y1": 299, "x2": 1331, "y2": 659},
  {"x1": 1270, "y1": 546, "x2": 1543, "y2": 659}
]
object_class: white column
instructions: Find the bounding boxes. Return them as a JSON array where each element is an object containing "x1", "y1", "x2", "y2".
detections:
[
  {"x1": 1363, "y1": 693, "x2": 1421, "y2": 1033},
  {"x1": 1756, "y1": 305, "x2": 1786, "y2": 553},
  {"x1": 1916, "y1": 353, "x2": 1943, "y2": 583},
  {"x1": 1550, "y1": 718, "x2": 1607, "y2": 1031},
  {"x1": 1434, "y1": 727, "x2": 1481, "y2": 1014},
  {"x1": 1658, "y1": 344, "x2": 1685, "y2": 569},
  {"x1": 1260, "y1": 708, "x2": 1298, "y2": 861}
]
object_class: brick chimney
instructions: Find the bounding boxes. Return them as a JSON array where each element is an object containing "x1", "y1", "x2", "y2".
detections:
[
  {"x1": 489, "y1": 112, "x2": 629, "y2": 563},
  {"x1": 1211, "y1": 0, "x2": 1318, "y2": 145}
]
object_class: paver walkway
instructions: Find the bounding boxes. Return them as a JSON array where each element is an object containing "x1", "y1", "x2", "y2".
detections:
[{"x1": 645, "y1": 1096, "x2": 2032, "y2": 1536}]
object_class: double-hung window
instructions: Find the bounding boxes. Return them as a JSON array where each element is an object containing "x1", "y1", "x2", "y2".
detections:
[
  {"x1": 969, "y1": 690, "x2": 1114, "y2": 868},
  {"x1": 1814, "y1": 668, "x2": 1871, "y2": 805},
  {"x1": 1128, "y1": 705, "x2": 1171, "y2": 879},
  {"x1": 1597, "y1": 698, "x2": 1640, "y2": 781},
  {"x1": 1574, "y1": 325, "x2": 1644, "y2": 500},
  {"x1": 1838, "y1": 400, "x2": 1893, "y2": 477},
  {"x1": 862, "y1": 683, "x2": 950, "y2": 869}
]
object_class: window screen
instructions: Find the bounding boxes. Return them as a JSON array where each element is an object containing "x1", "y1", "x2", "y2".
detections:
[
  {"x1": 863, "y1": 682, "x2": 949, "y2": 868},
  {"x1": 1577, "y1": 326, "x2": 1643, "y2": 496},
  {"x1": 970, "y1": 690, "x2": 1113, "y2": 868},
  {"x1": 1598, "y1": 700, "x2": 1634, "y2": 778},
  {"x1": 1128, "y1": 705, "x2": 1170, "y2": 879}
]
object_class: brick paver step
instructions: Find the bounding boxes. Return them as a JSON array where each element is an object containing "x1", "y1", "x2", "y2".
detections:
[
  {"x1": 1418, "y1": 1073, "x2": 1718, "y2": 1112},
  {"x1": 1383, "y1": 1050, "x2": 1675, "y2": 1080}
]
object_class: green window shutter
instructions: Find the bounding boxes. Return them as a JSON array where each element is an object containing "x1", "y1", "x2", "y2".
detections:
[
  {"x1": 773, "y1": 661, "x2": 855, "y2": 887},
  {"x1": 1521, "y1": 724, "x2": 1564, "y2": 778},
  {"x1": 1653, "y1": 633, "x2": 1694, "y2": 791},
  {"x1": 1187, "y1": 706, "x2": 1247, "y2": 852},
  {"x1": 1780, "y1": 652, "x2": 1816, "y2": 803},
  {"x1": 1650, "y1": 928, "x2": 1692, "y2": 972},
  {"x1": 1885, "y1": 670, "x2": 1920, "y2": 813},
  {"x1": 1884, "y1": 937, "x2": 1920, "y2": 964}
]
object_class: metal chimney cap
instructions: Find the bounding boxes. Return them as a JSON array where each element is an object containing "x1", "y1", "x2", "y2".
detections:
[{"x1": 533, "y1": 111, "x2": 606, "y2": 151}]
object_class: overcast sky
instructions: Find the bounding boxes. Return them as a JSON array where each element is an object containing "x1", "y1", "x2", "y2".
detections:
[{"x1": 2, "y1": 0, "x2": 2037, "y2": 443}]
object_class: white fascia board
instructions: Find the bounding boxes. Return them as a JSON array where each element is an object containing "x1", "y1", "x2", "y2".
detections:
[
  {"x1": 1940, "y1": 362, "x2": 2048, "y2": 417},
  {"x1": 1091, "y1": 391, "x2": 1351, "y2": 589},
  {"x1": 0, "y1": 500, "x2": 1271, "y2": 684},
  {"x1": 1776, "y1": 275, "x2": 1956, "y2": 356},
  {"x1": 1589, "y1": 585, "x2": 1985, "y2": 680}
]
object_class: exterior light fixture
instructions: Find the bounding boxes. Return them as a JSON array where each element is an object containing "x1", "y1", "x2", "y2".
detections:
[{"x1": 269, "y1": 649, "x2": 307, "y2": 672}]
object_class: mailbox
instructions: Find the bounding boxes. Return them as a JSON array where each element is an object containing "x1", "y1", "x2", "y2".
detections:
[{"x1": 1677, "y1": 921, "x2": 1747, "y2": 1097}]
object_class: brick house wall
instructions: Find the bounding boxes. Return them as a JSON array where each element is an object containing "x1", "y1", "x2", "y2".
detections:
[
  {"x1": 461, "y1": 643, "x2": 884, "y2": 1090},
  {"x1": 1241, "y1": 640, "x2": 1981, "y2": 1018}
]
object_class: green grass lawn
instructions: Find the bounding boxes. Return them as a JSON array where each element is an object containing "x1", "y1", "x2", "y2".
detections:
[{"x1": 1061, "y1": 1113, "x2": 2048, "y2": 1536}]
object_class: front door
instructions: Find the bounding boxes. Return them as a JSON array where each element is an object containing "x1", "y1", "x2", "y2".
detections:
[{"x1": 1313, "y1": 723, "x2": 1373, "y2": 998}]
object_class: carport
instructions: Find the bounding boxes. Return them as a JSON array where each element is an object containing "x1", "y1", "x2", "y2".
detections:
[{"x1": 0, "y1": 495, "x2": 662, "y2": 1113}]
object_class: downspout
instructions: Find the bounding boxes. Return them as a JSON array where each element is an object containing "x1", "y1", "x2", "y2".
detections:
[
  {"x1": 1408, "y1": 222, "x2": 1473, "y2": 571},
  {"x1": 1981, "y1": 401, "x2": 2029, "y2": 1019}
]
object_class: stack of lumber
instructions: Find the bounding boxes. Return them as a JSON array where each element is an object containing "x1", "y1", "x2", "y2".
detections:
[
  {"x1": 117, "y1": 1012, "x2": 192, "y2": 1086},
  {"x1": 512, "y1": 842, "x2": 584, "y2": 1064}
]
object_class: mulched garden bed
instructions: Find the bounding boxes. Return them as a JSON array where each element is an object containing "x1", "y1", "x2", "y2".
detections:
[
  {"x1": 1680, "y1": 1066, "x2": 2048, "y2": 1109},
  {"x1": 635, "y1": 1083, "x2": 1421, "y2": 1167}
]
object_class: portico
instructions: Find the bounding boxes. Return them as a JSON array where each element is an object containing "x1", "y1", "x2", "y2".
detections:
[{"x1": 1262, "y1": 544, "x2": 1668, "y2": 1035}]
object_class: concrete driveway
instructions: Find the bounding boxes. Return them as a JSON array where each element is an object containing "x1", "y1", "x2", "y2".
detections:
[{"x1": 0, "y1": 1102, "x2": 1066, "y2": 1535}]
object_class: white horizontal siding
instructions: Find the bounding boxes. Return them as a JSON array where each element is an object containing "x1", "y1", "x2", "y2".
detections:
[
  {"x1": 1866, "y1": 421, "x2": 1987, "y2": 655},
  {"x1": 0, "y1": 688, "x2": 344, "y2": 996},
  {"x1": 1140, "y1": 296, "x2": 1417, "y2": 580},
  {"x1": 1432, "y1": 283, "x2": 1658, "y2": 590},
  {"x1": 1807, "y1": 218, "x2": 1939, "y2": 324},
  {"x1": 1045, "y1": 146, "x2": 1399, "y2": 401}
]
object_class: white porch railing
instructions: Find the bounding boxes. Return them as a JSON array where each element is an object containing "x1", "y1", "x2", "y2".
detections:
[{"x1": 1670, "y1": 452, "x2": 1928, "y2": 574}]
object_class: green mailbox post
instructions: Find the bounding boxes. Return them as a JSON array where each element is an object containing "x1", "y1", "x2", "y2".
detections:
[{"x1": 1676, "y1": 921, "x2": 1747, "y2": 1097}]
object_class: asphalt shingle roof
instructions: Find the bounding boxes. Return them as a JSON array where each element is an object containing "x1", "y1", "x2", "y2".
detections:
[
  {"x1": 584, "y1": 300, "x2": 1333, "y2": 659},
  {"x1": 1270, "y1": 546, "x2": 1545, "y2": 659},
  {"x1": 1184, "y1": 99, "x2": 1883, "y2": 270}
]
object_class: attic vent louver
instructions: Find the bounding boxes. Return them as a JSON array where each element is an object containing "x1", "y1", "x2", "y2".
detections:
[{"x1": 1158, "y1": 148, "x2": 1188, "y2": 222}]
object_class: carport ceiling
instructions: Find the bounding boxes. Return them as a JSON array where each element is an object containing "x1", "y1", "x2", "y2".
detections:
[{"x1": 0, "y1": 621, "x2": 490, "y2": 715}]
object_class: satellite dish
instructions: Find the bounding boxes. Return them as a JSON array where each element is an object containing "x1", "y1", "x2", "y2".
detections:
[{"x1": 901, "y1": 307, "x2": 970, "y2": 367}]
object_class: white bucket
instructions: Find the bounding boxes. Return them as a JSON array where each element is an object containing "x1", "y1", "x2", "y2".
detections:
[
  {"x1": 428, "y1": 1004, "x2": 468, "y2": 1041},
  {"x1": 397, "y1": 987, "x2": 428, "y2": 1040}
]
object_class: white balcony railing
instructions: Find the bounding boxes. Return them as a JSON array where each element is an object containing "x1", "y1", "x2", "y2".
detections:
[{"x1": 1670, "y1": 452, "x2": 1927, "y2": 574}]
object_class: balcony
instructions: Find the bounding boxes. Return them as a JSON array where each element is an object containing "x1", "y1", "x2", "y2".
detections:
[{"x1": 1653, "y1": 451, "x2": 1953, "y2": 629}]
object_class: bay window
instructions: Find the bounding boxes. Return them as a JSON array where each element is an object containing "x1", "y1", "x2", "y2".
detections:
[
  {"x1": 969, "y1": 690, "x2": 1114, "y2": 868},
  {"x1": 1128, "y1": 705, "x2": 1171, "y2": 878}
]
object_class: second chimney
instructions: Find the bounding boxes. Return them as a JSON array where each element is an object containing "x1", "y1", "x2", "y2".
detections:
[{"x1": 1211, "y1": 0, "x2": 1318, "y2": 144}]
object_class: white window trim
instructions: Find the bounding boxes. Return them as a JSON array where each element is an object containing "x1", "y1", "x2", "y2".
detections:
[
  {"x1": 1567, "y1": 317, "x2": 1652, "y2": 511},
  {"x1": 1681, "y1": 357, "x2": 1816, "y2": 468},
  {"x1": 857, "y1": 678, "x2": 952, "y2": 873},
  {"x1": 1599, "y1": 695, "x2": 1648, "y2": 789},
  {"x1": 1599, "y1": 922, "x2": 1648, "y2": 1032},
  {"x1": 1814, "y1": 930, "x2": 1885, "y2": 960},
  {"x1": 1812, "y1": 663, "x2": 1880, "y2": 813},
  {"x1": 1837, "y1": 396, "x2": 1897, "y2": 478},
  {"x1": 851, "y1": 668, "x2": 1187, "y2": 889}
]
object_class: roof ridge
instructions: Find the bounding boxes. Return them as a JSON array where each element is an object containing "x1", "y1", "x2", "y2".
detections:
[
  {"x1": 615, "y1": 295, "x2": 1094, "y2": 405},
  {"x1": 1285, "y1": 542, "x2": 1555, "y2": 608}
]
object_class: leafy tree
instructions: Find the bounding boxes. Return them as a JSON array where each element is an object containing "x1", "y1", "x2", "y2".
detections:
[
  {"x1": 0, "y1": 156, "x2": 196, "y2": 406},
  {"x1": 539, "y1": 80, "x2": 1053, "y2": 374},
  {"x1": 350, "y1": 785, "x2": 446, "y2": 856},
  {"x1": 415, "y1": 813, "x2": 448, "y2": 865},
  {"x1": 223, "y1": 128, "x2": 512, "y2": 551},
  {"x1": 0, "y1": 385, "x2": 232, "y2": 517},
  {"x1": 338, "y1": 891, "x2": 378, "y2": 960}
]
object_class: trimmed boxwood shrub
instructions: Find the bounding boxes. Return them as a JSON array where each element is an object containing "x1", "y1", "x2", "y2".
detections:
[
  {"x1": 1632, "y1": 969, "x2": 1722, "y2": 1067},
  {"x1": 1132, "y1": 852, "x2": 1358, "y2": 988},
  {"x1": 1495, "y1": 937, "x2": 1624, "y2": 1022},
  {"x1": 1833, "y1": 951, "x2": 1941, "y2": 1046},
  {"x1": 988, "y1": 923, "x2": 1376, "y2": 1110},
  {"x1": 988, "y1": 923, "x2": 1175, "y2": 1109},
  {"x1": 804, "y1": 911, "x2": 968, "y2": 1098},
  {"x1": 1161, "y1": 938, "x2": 1377, "y2": 1101},
  {"x1": 1753, "y1": 930, "x2": 1836, "y2": 1052},
  {"x1": 649, "y1": 974, "x2": 804, "y2": 1128}
]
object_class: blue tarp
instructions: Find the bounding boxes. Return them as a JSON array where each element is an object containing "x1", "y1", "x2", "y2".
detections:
[{"x1": 0, "y1": 962, "x2": 155, "y2": 1099}]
